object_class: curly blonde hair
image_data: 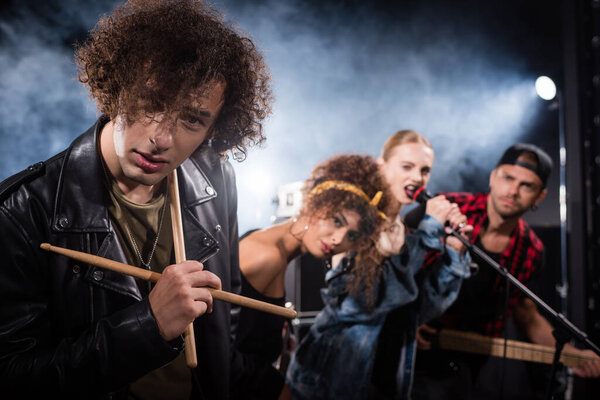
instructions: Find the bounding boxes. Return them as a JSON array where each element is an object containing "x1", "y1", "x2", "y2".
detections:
[
  {"x1": 302, "y1": 154, "x2": 398, "y2": 305},
  {"x1": 75, "y1": 0, "x2": 272, "y2": 156}
]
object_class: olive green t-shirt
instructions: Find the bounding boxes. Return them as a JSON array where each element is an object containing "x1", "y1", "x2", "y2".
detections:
[{"x1": 104, "y1": 177, "x2": 191, "y2": 400}]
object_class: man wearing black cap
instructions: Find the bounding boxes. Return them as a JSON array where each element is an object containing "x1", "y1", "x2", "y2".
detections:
[{"x1": 411, "y1": 144, "x2": 600, "y2": 399}]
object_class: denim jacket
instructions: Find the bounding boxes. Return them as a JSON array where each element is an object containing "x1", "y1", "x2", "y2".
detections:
[{"x1": 286, "y1": 215, "x2": 471, "y2": 400}]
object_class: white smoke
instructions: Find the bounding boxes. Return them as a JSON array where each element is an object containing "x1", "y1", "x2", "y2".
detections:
[{"x1": 0, "y1": 0, "x2": 559, "y2": 234}]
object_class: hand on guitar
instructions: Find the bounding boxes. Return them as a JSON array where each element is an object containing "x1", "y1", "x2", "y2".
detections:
[
  {"x1": 416, "y1": 324, "x2": 437, "y2": 350},
  {"x1": 571, "y1": 349, "x2": 600, "y2": 378}
]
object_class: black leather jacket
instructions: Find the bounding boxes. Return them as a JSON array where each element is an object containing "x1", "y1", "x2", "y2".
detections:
[{"x1": 0, "y1": 119, "x2": 241, "y2": 399}]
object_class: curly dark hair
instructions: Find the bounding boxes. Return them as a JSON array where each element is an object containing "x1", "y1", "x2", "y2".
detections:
[
  {"x1": 301, "y1": 154, "x2": 399, "y2": 306},
  {"x1": 75, "y1": 0, "x2": 272, "y2": 156}
]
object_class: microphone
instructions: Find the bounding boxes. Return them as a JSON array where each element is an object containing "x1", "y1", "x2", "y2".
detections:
[
  {"x1": 403, "y1": 185, "x2": 431, "y2": 229},
  {"x1": 409, "y1": 186, "x2": 434, "y2": 203}
]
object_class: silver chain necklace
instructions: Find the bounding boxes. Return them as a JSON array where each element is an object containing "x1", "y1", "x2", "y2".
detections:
[
  {"x1": 125, "y1": 193, "x2": 168, "y2": 269},
  {"x1": 99, "y1": 155, "x2": 168, "y2": 269}
]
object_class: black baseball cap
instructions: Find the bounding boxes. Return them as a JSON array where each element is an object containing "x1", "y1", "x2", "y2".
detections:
[{"x1": 496, "y1": 143, "x2": 553, "y2": 187}]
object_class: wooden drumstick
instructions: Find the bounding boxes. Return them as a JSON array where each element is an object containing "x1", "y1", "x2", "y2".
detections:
[
  {"x1": 39, "y1": 242, "x2": 297, "y2": 320},
  {"x1": 167, "y1": 169, "x2": 198, "y2": 368}
]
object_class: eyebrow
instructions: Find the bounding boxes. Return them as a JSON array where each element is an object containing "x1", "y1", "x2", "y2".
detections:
[
  {"x1": 400, "y1": 160, "x2": 431, "y2": 169},
  {"x1": 521, "y1": 180, "x2": 538, "y2": 188},
  {"x1": 500, "y1": 170, "x2": 516, "y2": 180},
  {"x1": 337, "y1": 212, "x2": 349, "y2": 226},
  {"x1": 500, "y1": 170, "x2": 538, "y2": 187},
  {"x1": 181, "y1": 106, "x2": 213, "y2": 119}
]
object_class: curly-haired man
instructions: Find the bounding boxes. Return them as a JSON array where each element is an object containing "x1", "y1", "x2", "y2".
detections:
[{"x1": 0, "y1": 0, "x2": 272, "y2": 398}]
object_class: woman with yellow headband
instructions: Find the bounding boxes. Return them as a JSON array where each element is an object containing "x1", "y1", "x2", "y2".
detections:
[
  {"x1": 285, "y1": 131, "x2": 473, "y2": 400},
  {"x1": 232, "y1": 154, "x2": 396, "y2": 399}
]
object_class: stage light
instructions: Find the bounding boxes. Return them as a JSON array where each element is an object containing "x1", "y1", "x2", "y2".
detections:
[
  {"x1": 535, "y1": 76, "x2": 557, "y2": 100},
  {"x1": 534, "y1": 74, "x2": 567, "y2": 314}
]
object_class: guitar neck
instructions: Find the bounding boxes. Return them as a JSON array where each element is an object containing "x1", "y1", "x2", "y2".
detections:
[{"x1": 437, "y1": 329, "x2": 594, "y2": 368}]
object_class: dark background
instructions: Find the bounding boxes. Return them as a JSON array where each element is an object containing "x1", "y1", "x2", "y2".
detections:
[{"x1": 0, "y1": 0, "x2": 564, "y2": 230}]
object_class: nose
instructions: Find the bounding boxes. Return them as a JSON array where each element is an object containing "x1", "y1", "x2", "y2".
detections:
[
  {"x1": 150, "y1": 124, "x2": 174, "y2": 152},
  {"x1": 331, "y1": 228, "x2": 348, "y2": 246},
  {"x1": 410, "y1": 169, "x2": 423, "y2": 185},
  {"x1": 507, "y1": 181, "x2": 520, "y2": 197}
]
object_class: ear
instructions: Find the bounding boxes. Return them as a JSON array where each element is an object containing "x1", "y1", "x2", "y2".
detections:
[
  {"x1": 201, "y1": 127, "x2": 218, "y2": 150},
  {"x1": 534, "y1": 188, "x2": 547, "y2": 207},
  {"x1": 376, "y1": 156, "x2": 385, "y2": 168},
  {"x1": 488, "y1": 168, "x2": 497, "y2": 188},
  {"x1": 206, "y1": 126, "x2": 216, "y2": 141}
]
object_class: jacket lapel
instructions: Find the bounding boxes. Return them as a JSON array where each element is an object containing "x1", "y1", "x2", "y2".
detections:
[
  {"x1": 53, "y1": 117, "x2": 111, "y2": 233},
  {"x1": 177, "y1": 154, "x2": 220, "y2": 264},
  {"x1": 52, "y1": 118, "x2": 142, "y2": 300}
]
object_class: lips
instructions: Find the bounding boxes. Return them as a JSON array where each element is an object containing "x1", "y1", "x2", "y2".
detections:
[
  {"x1": 321, "y1": 241, "x2": 333, "y2": 256},
  {"x1": 404, "y1": 184, "x2": 418, "y2": 199},
  {"x1": 499, "y1": 197, "x2": 516, "y2": 208},
  {"x1": 134, "y1": 151, "x2": 168, "y2": 173}
]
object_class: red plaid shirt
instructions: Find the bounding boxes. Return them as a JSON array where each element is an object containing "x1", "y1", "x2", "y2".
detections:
[{"x1": 424, "y1": 192, "x2": 544, "y2": 337}]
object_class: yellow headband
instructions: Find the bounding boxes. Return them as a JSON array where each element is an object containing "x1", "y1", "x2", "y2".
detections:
[{"x1": 307, "y1": 180, "x2": 387, "y2": 220}]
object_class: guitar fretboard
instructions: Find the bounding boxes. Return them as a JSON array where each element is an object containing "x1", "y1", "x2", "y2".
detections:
[{"x1": 437, "y1": 329, "x2": 594, "y2": 368}]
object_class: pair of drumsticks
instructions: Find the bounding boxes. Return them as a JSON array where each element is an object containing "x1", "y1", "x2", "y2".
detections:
[{"x1": 41, "y1": 170, "x2": 296, "y2": 368}]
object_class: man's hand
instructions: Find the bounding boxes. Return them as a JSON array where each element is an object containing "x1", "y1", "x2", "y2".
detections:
[
  {"x1": 571, "y1": 349, "x2": 600, "y2": 378},
  {"x1": 515, "y1": 297, "x2": 600, "y2": 379},
  {"x1": 149, "y1": 260, "x2": 222, "y2": 341},
  {"x1": 416, "y1": 324, "x2": 438, "y2": 350}
]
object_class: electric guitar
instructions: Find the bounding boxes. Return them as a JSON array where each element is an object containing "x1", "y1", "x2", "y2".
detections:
[{"x1": 434, "y1": 329, "x2": 596, "y2": 368}]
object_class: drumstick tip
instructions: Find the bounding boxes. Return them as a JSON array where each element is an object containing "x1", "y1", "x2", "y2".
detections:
[{"x1": 40, "y1": 243, "x2": 51, "y2": 251}]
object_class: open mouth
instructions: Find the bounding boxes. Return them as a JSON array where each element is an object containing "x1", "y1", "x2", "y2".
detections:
[{"x1": 404, "y1": 184, "x2": 419, "y2": 199}]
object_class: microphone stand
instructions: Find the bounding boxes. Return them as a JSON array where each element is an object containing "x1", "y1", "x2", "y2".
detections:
[{"x1": 446, "y1": 227, "x2": 600, "y2": 400}]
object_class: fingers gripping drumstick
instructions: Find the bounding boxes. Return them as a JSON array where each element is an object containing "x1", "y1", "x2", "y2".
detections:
[
  {"x1": 168, "y1": 170, "x2": 198, "y2": 368},
  {"x1": 39, "y1": 243, "x2": 297, "y2": 323}
]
